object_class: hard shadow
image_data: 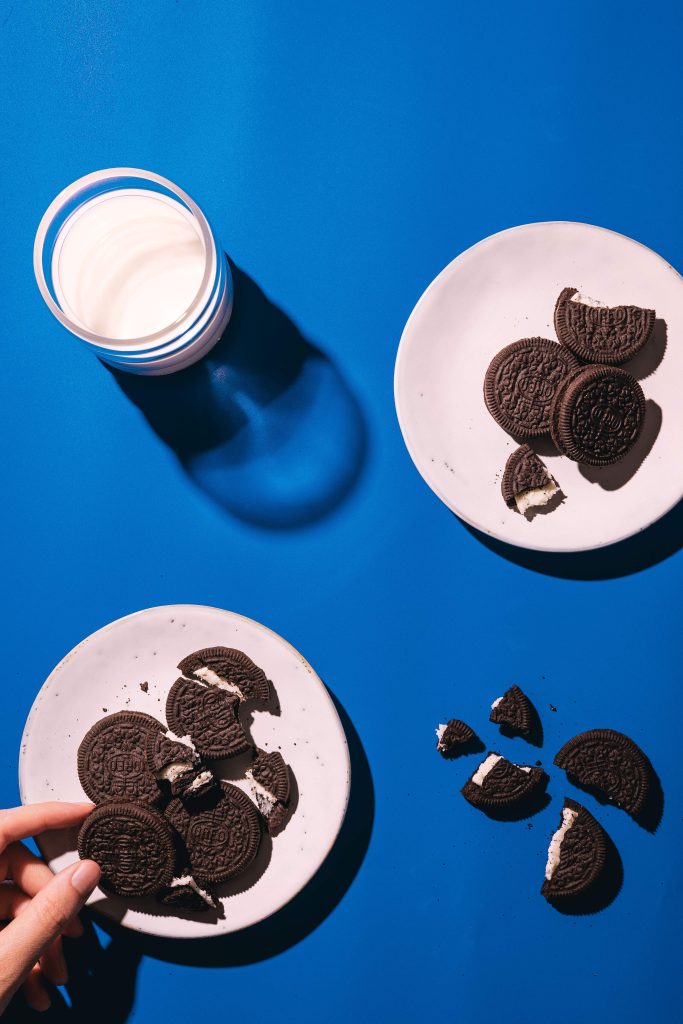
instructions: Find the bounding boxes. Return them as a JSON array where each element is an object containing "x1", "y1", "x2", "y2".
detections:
[
  {"x1": 110, "y1": 262, "x2": 368, "y2": 529},
  {"x1": 578, "y1": 399, "x2": 662, "y2": 491},
  {"x1": 461, "y1": 494, "x2": 683, "y2": 581},
  {"x1": 561, "y1": 763, "x2": 663, "y2": 835},
  {"x1": 547, "y1": 829, "x2": 623, "y2": 916},
  {"x1": 438, "y1": 733, "x2": 485, "y2": 761},
  {"x1": 466, "y1": 778, "x2": 551, "y2": 823},
  {"x1": 626, "y1": 318, "x2": 667, "y2": 381},
  {"x1": 497, "y1": 700, "x2": 544, "y2": 749},
  {"x1": 92, "y1": 691, "x2": 373, "y2": 968}
]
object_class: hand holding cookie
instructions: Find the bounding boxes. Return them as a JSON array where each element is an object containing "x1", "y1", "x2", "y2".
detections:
[{"x1": 0, "y1": 801, "x2": 100, "y2": 1014}]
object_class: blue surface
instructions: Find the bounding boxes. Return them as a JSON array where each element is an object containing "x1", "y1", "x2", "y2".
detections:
[{"x1": 1, "y1": 1, "x2": 682, "y2": 1021}]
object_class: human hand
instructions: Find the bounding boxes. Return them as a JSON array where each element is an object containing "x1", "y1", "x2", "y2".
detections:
[{"x1": 0, "y1": 802, "x2": 100, "y2": 1014}]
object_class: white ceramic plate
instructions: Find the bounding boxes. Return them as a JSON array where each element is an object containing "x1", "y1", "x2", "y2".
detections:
[
  {"x1": 18, "y1": 605, "x2": 350, "y2": 938},
  {"x1": 394, "y1": 221, "x2": 683, "y2": 552}
]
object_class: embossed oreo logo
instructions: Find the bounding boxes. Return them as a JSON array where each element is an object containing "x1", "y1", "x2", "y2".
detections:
[
  {"x1": 188, "y1": 818, "x2": 229, "y2": 848},
  {"x1": 108, "y1": 751, "x2": 144, "y2": 778},
  {"x1": 515, "y1": 369, "x2": 555, "y2": 401}
]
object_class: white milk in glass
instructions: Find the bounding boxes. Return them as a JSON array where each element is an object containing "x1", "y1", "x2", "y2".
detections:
[{"x1": 51, "y1": 190, "x2": 206, "y2": 341}]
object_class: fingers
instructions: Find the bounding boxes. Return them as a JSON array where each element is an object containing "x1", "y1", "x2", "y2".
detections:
[
  {"x1": 0, "y1": 859, "x2": 100, "y2": 1014},
  {"x1": 0, "y1": 885, "x2": 67, "y2": 996},
  {"x1": 21, "y1": 963, "x2": 50, "y2": 1013},
  {"x1": 0, "y1": 802, "x2": 94, "y2": 849},
  {"x1": 2, "y1": 842, "x2": 83, "y2": 937}
]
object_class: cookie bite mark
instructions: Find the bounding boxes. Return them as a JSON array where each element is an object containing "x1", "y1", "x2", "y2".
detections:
[
  {"x1": 178, "y1": 647, "x2": 271, "y2": 705},
  {"x1": 554, "y1": 287, "x2": 655, "y2": 365}
]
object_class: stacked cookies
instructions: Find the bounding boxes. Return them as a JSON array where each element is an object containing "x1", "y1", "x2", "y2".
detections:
[
  {"x1": 484, "y1": 289, "x2": 655, "y2": 516},
  {"x1": 76, "y1": 647, "x2": 293, "y2": 914}
]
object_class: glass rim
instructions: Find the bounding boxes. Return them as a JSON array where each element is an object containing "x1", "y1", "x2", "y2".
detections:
[{"x1": 33, "y1": 167, "x2": 217, "y2": 350}]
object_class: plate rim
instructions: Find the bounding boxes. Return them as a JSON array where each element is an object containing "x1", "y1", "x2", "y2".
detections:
[
  {"x1": 18, "y1": 603, "x2": 351, "y2": 939},
  {"x1": 394, "y1": 219, "x2": 683, "y2": 553}
]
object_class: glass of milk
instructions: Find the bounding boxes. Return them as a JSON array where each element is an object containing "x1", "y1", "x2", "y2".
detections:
[{"x1": 34, "y1": 168, "x2": 233, "y2": 374}]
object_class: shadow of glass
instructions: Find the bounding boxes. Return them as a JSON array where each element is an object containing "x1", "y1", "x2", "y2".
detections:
[
  {"x1": 92, "y1": 691, "x2": 373, "y2": 968},
  {"x1": 110, "y1": 262, "x2": 368, "y2": 528}
]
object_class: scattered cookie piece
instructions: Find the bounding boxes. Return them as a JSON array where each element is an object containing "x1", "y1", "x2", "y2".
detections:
[
  {"x1": 461, "y1": 752, "x2": 546, "y2": 809},
  {"x1": 77, "y1": 711, "x2": 164, "y2": 805},
  {"x1": 554, "y1": 729, "x2": 651, "y2": 818},
  {"x1": 435, "y1": 719, "x2": 476, "y2": 759},
  {"x1": 146, "y1": 729, "x2": 216, "y2": 801},
  {"x1": 166, "y1": 677, "x2": 252, "y2": 760},
  {"x1": 484, "y1": 338, "x2": 579, "y2": 437},
  {"x1": 157, "y1": 874, "x2": 219, "y2": 911},
  {"x1": 501, "y1": 444, "x2": 560, "y2": 517},
  {"x1": 246, "y1": 750, "x2": 291, "y2": 834},
  {"x1": 549, "y1": 364, "x2": 645, "y2": 466},
  {"x1": 178, "y1": 647, "x2": 271, "y2": 705},
  {"x1": 139, "y1": 681, "x2": 149, "y2": 693},
  {"x1": 78, "y1": 801, "x2": 175, "y2": 897},
  {"x1": 554, "y1": 287, "x2": 655, "y2": 365},
  {"x1": 165, "y1": 782, "x2": 262, "y2": 884},
  {"x1": 490, "y1": 685, "x2": 537, "y2": 738},
  {"x1": 541, "y1": 797, "x2": 607, "y2": 900}
]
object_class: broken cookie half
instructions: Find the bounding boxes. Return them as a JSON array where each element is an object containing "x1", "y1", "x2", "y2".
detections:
[
  {"x1": 461, "y1": 752, "x2": 546, "y2": 810},
  {"x1": 146, "y1": 730, "x2": 217, "y2": 802},
  {"x1": 541, "y1": 797, "x2": 607, "y2": 901},
  {"x1": 435, "y1": 719, "x2": 477, "y2": 759},
  {"x1": 246, "y1": 750, "x2": 292, "y2": 834},
  {"x1": 178, "y1": 647, "x2": 271, "y2": 706},
  {"x1": 501, "y1": 444, "x2": 561, "y2": 517},
  {"x1": 157, "y1": 874, "x2": 219, "y2": 912},
  {"x1": 490, "y1": 685, "x2": 537, "y2": 739}
]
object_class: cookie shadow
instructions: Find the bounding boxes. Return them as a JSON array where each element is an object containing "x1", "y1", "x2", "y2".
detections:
[
  {"x1": 523, "y1": 487, "x2": 566, "y2": 520},
  {"x1": 497, "y1": 702, "x2": 543, "y2": 748},
  {"x1": 94, "y1": 690, "x2": 373, "y2": 967},
  {"x1": 563, "y1": 762, "x2": 663, "y2": 835},
  {"x1": 438, "y1": 733, "x2": 485, "y2": 760},
  {"x1": 547, "y1": 829, "x2": 623, "y2": 916},
  {"x1": 578, "y1": 399, "x2": 662, "y2": 491},
  {"x1": 109, "y1": 261, "x2": 368, "y2": 529},
  {"x1": 626, "y1": 318, "x2": 667, "y2": 381},
  {"x1": 475, "y1": 784, "x2": 551, "y2": 823}
]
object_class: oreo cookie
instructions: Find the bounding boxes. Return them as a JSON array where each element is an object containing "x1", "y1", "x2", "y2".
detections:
[
  {"x1": 461, "y1": 752, "x2": 546, "y2": 809},
  {"x1": 554, "y1": 729, "x2": 651, "y2": 818},
  {"x1": 157, "y1": 874, "x2": 218, "y2": 911},
  {"x1": 77, "y1": 801, "x2": 175, "y2": 896},
  {"x1": 166, "y1": 677, "x2": 252, "y2": 760},
  {"x1": 549, "y1": 364, "x2": 645, "y2": 466},
  {"x1": 77, "y1": 711, "x2": 164, "y2": 805},
  {"x1": 435, "y1": 719, "x2": 476, "y2": 759},
  {"x1": 554, "y1": 287, "x2": 655, "y2": 365},
  {"x1": 246, "y1": 750, "x2": 291, "y2": 834},
  {"x1": 146, "y1": 730, "x2": 216, "y2": 802},
  {"x1": 484, "y1": 338, "x2": 579, "y2": 437},
  {"x1": 178, "y1": 647, "x2": 271, "y2": 705},
  {"x1": 541, "y1": 797, "x2": 607, "y2": 900},
  {"x1": 501, "y1": 444, "x2": 560, "y2": 516},
  {"x1": 165, "y1": 781, "x2": 261, "y2": 884},
  {"x1": 489, "y1": 686, "x2": 536, "y2": 738}
]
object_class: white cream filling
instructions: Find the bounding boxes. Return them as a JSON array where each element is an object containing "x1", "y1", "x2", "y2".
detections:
[
  {"x1": 435, "y1": 724, "x2": 447, "y2": 745},
  {"x1": 163, "y1": 729, "x2": 197, "y2": 755},
  {"x1": 184, "y1": 770, "x2": 213, "y2": 794},
  {"x1": 471, "y1": 753, "x2": 532, "y2": 787},
  {"x1": 158, "y1": 760, "x2": 194, "y2": 784},
  {"x1": 515, "y1": 480, "x2": 560, "y2": 516},
  {"x1": 545, "y1": 807, "x2": 579, "y2": 880},
  {"x1": 193, "y1": 665, "x2": 244, "y2": 699},
  {"x1": 246, "y1": 769, "x2": 278, "y2": 814},
  {"x1": 491, "y1": 696, "x2": 503, "y2": 710},
  {"x1": 170, "y1": 874, "x2": 216, "y2": 907},
  {"x1": 571, "y1": 291, "x2": 607, "y2": 308}
]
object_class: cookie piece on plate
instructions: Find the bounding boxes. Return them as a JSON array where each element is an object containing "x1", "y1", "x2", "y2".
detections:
[
  {"x1": 166, "y1": 677, "x2": 252, "y2": 761},
  {"x1": 146, "y1": 730, "x2": 217, "y2": 802},
  {"x1": 435, "y1": 719, "x2": 477, "y2": 759},
  {"x1": 77, "y1": 711, "x2": 165, "y2": 805},
  {"x1": 461, "y1": 752, "x2": 546, "y2": 809},
  {"x1": 484, "y1": 338, "x2": 579, "y2": 437},
  {"x1": 549, "y1": 365, "x2": 645, "y2": 465},
  {"x1": 157, "y1": 874, "x2": 219, "y2": 911},
  {"x1": 489, "y1": 685, "x2": 537, "y2": 738},
  {"x1": 541, "y1": 797, "x2": 607, "y2": 901},
  {"x1": 554, "y1": 729, "x2": 651, "y2": 818},
  {"x1": 165, "y1": 781, "x2": 262, "y2": 884},
  {"x1": 78, "y1": 801, "x2": 175, "y2": 896},
  {"x1": 501, "y1": 444, "x2": 560, "y2": 516},
  {"x1": 246, "y1": 750, "x2": 292, "y2": 834},
  {"x1": 178, "y1": 647, "x2": 271, "y2": 705},
  {"x1": 554, "y1": 287, "x2": 655, "y2": 365}
]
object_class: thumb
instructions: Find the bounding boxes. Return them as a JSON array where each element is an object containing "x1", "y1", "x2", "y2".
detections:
[{"x1": 0, "y1": 859, "x2": 100, "y2": 1009}]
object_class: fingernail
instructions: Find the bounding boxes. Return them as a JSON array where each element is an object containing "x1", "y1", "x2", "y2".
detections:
[{"x1": 71, "y1": 860, "x2": 101, "y2": 896}]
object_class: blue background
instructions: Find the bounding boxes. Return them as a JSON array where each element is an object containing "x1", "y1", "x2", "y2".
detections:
[{"x1": 1, "y1": 1, "x2": 682, "y2": 1021}]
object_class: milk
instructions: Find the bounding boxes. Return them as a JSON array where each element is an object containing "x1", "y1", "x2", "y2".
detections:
[{"x1": 51, "y1": 189, "x2": 206, "y2": 341}]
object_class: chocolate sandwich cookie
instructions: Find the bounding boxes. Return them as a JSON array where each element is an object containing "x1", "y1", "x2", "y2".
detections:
[
  {"x1": 484, "y1": 338, "x2": 579, "y2": 438},
  {"x1": 178, "y1": 647, "x2": 271, "y2": 705},
  {"x1": 435, "y1": 719, "x2": 476, "y2": 759},
  {"x1": 501, "y1": 444, "x2": 560, "y2": 515},
  {"x1": 489, "y1": 686, "x2": 536, "y2": 738},
  {"x1": 246, "y1": 750, "x2": 291, "y2": 834},
  {"x1": 166, "y1": 677, "x2": 252, "y2": 760},
  {"x1": 78, "y1": 801, "x2": 175, "y2": 897},
  {"x1": 146, "y1": 730, "x2": 216, "y2": 801},
  {"x1": 157, "y1": 875, "x2": 219, "y2": 912},
  {"x1": 541, "y1": 798, "x2": 607, "y2": 901},
  {"x1": 461, "y1": 752, "x2": 546, "y2": 809},
  {"x1": 554, "y1": 729, "x2": 651, "y2": 818},
  {"x1": 554, "y1": 287, "x2": 655, "y2": 365},
  {"x1": 165, "y1": 781, "x2": 261, "y2": 884},
  {"x1": 77, "y1": 711, "x2": 164, "y2": 805},
  {"x1": 549, "y1": 364, "x2": 645, "y2": 466}
]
